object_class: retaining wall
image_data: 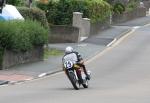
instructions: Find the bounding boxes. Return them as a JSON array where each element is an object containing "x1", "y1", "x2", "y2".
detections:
[
  {"x1": 1, "y1": 46, "x2": 43, "y2": 69},
  {"x1": 112, "y1": 7, "x2": 146, "y2": 24},
  {"x1": 49, "y1": 25, "x2": 80, "y2": 43},
  {"x1": 90, "y1": 21, "x2": 110, "y2": 36},
  {"x1": 143, "y1": 0, "x2": 150, "y2": 10}
]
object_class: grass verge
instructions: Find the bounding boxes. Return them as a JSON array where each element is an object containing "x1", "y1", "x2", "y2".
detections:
[{"x1": 44, "y1": 48, "x2": 64, "y2": 59}]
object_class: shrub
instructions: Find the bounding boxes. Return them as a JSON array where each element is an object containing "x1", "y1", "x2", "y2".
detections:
[
  {"x1": 37, "y1": 0, "x2": 88, "y2": 25},
  {"x1": 36, "y1": 0, "x2": 111, "y2": 25},
  {"x1": 86, "y1": 0, "x2": 111, "y2": 23},
  {"x1": 0, "y1": 20, "x2": 48, "y2": 52},
  {"x1": 17, "y1": 7, "x2": 49, "y2": 29},
  {"x1": 126, "y1": 0, "x2": 139, "y2": 12},
  {"x1": 113, "y1": 3, "x2": 125, "y2": 14},
  {"x1": 103, "y1": 0, "x2": 114, "y2": 4},
  {"x1": 6, "y1": 0, "x2": 24, "y2": 6}
]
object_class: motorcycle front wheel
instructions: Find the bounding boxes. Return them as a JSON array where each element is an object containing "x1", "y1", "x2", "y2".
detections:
[{"x1": 67, "y1": 71, "x2": 80, "y2": 90}]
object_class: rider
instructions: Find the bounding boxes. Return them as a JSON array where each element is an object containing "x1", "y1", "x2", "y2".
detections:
[{"x1": 62, "y1": 46, "x2": 90, "y2": 80}]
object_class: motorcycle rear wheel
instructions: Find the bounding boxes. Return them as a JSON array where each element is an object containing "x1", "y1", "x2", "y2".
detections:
[{"x1": 82, "y1": 79, "x2": 88, "y2": 88}]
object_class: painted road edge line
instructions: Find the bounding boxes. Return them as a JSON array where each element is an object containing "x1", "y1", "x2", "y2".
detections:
[{"x1": 107, "y1": 38, "x2": 117, "y2": 47}]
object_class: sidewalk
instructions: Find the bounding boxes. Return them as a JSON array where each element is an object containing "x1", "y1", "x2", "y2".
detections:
[{"x1": 0, "y1": 15, "x2": 150, "y2": 85}]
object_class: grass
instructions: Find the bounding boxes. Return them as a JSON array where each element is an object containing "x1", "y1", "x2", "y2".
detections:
[{"x1": 44, "y1": 48, "x2": 64, "y2": 59}]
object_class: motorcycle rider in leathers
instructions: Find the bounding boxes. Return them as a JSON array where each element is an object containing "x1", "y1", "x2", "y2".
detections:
[{"x1": 62, "y1": 46, "x2": 90, "y2": 81}]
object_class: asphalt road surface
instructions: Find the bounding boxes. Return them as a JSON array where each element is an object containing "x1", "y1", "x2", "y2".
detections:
[{"x1": 0, "y1": 25, "x2": 150, "y2": 103}]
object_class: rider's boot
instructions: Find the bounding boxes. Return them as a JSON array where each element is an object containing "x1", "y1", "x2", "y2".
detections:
[
  {"x1": 82, "y1": 65, "x2": 91, "y2": 80},
  {"x1": 86, "y1": 70, "x2": 91, "y2": 80}
]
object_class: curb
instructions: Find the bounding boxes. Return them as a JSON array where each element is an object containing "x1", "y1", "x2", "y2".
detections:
[
  {"x1": 106, "y1": 28, "x2": 132, "y2": 47},
  {"x1": 0, "y1": 80, "x2": 9, "y2": 85}
]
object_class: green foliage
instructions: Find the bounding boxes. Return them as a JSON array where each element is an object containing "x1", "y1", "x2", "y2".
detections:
[
  {"x1": 36, "y1": 0, "x2": 111, "y2": 25},
  {"x1": 87, "y1": 0, "x2": 111, "y2": 23},
  {"x1": 103, "y1": 0, "x2": 113, "y2": 4},
  {"x1": 17, "y1": 7, "x2": 49, "y2": 29},
  {"x1": 44, "y1": 48, "x2": 63, "y2": 59},
  {"x1": 126, "y1": 0, "x2": 139, "y2": 12},
  {"x1": 0, "y1": 20, "x2": 48, "y2": 52},
  {"x1": 6, "y1": 0, "x2": 24, "y2": 6},
  {"x1": 37, "y1": 0, "x2": 89, "y2": 25},
  {"x1": 113, "y1": 3, "x2": 125, "y2": 14}
]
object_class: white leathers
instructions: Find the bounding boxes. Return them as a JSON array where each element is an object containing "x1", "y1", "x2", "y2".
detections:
[{"x1": 63, "y1": 53, "x2": 78, "y2": 64}]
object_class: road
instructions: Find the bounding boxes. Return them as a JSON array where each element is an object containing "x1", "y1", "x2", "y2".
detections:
[{"x1": 0, "y1": 25, "x2": 150, "y2": 103}]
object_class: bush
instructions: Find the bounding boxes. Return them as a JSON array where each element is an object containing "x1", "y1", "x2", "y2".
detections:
[
  {"x1": 6, "y1": 0, "x2": 24, "y2": 6},
  {"x1": 17, "y1": 7, "x2": 49, "y2": 29},
  {"x1": 37, "y1": 0, "x2": 88, "y2": 25},
  {"x1": 113, "y1": 3, "x2": 125, "y2": 14},
  {"x1": 87, "y1": 0, "x2": 111, "y2": 23},
  {"x1": 0, "y1": 20, "x2": 48, "y2": 52},
  {"x1": 103, "y1": 0, "x2": 114, "y2": 4},
  {"x1": 126, "y1": 0, "x2": 139, "y2": 12},
  {"x1": 36, "y1": 0, "x2": 111, "y2": 25}
]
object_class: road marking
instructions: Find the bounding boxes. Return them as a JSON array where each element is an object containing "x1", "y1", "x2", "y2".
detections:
[
  {"x1": 85, "y1": 28, "x2": 136, "y2": 64},
  {"x1": 143, "y1": 23, "x2": 150, "y2": 27},
  {"x1": 107, "y1": 38, "x2": 117, "y2": 47},
  {"x1": 38, "y1": 73, "x2": 47, "y2": 78},
  {"x1": 112, "y1": 28, "x2": 136, "y2": 47},
  {"x1": 133, "y1": 26, "x2": 141, "y2": 29}
]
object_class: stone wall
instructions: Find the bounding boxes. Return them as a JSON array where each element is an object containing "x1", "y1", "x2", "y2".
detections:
[
  {"x1": 1, "y1": 46, "x2": 43, "y2": 69},
  {"x1": 143, "y1": 0, "x2": 150, "y2": 10},
  {"x1": 72, "y1": 12, "x2": 110, "y2": 38},
  {"x1": 112, "y1": 7, "x2": 147, "y2": 24},
  {"x1": 49, "y1": 25, "x2": 80, "y2": 43},
  {"x1": 49, "y1": 7, "x2": 147, "y2": 43},
  {"x1": 90, "y1": 20, "x2": 110, "y2": 36},
  {"x1": 72, "y1": 12, "x2": 91, "y2": 41}
]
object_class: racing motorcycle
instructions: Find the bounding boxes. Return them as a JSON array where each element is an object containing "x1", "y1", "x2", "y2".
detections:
[{"x1": 63, "y1": 60, "x2": 91, "y2": 90}]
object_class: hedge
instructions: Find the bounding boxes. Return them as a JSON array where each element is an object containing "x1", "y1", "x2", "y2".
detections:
[
  {"x1": 36, "y1": 0, "x2": 111, "y2": 25},
  {"x1": 0, "y1": 20, "x2": 48, "y2": 67},
  {"x1": 113, "y1": 3, "x2": 125, "y2": 14},
  {"x1": 126, "y1": 0, "x2": 140, "y2": 12},
  {"x1": 87, "y1": 0, "x2": 111, "y2": 23},
  {"x1": 106, "y1": 0, "x2": 140, "y2": 14},
  {"x1": 6, "y1": 0, "x2": 24, "y2": 6},
  {"x1": 17, "y1": 7, "x2": 49, "y2": 29},
  {"x1": 0, "y1": 20, "x2": 48, "y2": 52}
]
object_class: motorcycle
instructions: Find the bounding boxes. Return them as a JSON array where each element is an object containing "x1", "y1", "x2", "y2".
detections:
[{"x1": 63, "y1": 60, "x2": 91, "y2": 90}]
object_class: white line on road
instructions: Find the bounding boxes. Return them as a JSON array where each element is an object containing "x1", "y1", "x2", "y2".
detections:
[
  {"x1": 86, "y1": 28, "x2": 136, "y2": 64},
  {"x1": 107, "y1": 38, "x2": 117, "y2": 47}
]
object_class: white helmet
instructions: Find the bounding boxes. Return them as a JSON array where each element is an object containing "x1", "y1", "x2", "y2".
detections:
[{"x1": 65, "y1": 46, "x2": 73, "y2": 53}]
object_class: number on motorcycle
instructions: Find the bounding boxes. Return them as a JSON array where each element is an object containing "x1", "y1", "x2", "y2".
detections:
[{"x1": 64, "y1": 61, "x2": 73, "y2": 69}]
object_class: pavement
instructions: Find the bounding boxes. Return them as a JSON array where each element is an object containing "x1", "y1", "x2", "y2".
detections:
[{"x1": 0, "y1": 15, "x2": 150, "y2": 85}]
